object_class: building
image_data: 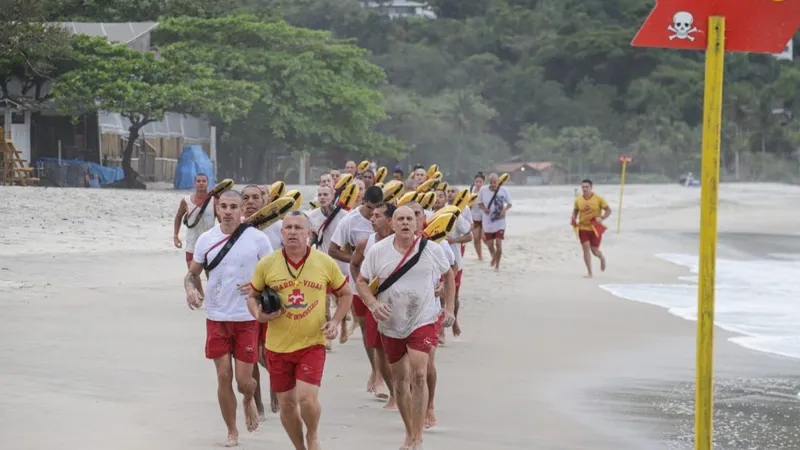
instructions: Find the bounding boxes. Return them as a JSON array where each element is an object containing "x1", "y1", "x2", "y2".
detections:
[
  {"x1": 0, "y1": 22, "x2": 214, "y2": 184},
  {"x1": 490, "y1": 161, "x2": 569, "y2": 185},
  {"x1": 362, "y1": 1, "x2": 437, "y2": 19}
]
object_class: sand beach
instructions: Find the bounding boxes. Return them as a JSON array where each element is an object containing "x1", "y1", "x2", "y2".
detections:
[{"x1": 1, "y1": 182, "x2": 799, "y2": 449}]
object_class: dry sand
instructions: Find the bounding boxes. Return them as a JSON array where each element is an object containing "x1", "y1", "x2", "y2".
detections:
[{"x1": 1, "y1": 182, "x2": 800, "y2": 449}]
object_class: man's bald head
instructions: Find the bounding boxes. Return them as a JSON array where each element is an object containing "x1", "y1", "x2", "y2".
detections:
[
  {"x1": 220, "y1": 189, "x2": 242, "y2": 201},
  {"x1": 392, "y1": 205, "x2": 418, "y2": 237}
]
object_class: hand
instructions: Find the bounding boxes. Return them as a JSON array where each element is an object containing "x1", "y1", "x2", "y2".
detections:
[
  {"x1": 446, "y1": 236, "x2": 456, "y2": 244},
  {"x1": 186, "y1": 288, "x2": 203, "y2": 310},
  {"x1": 173, "y1": 235, "x2": 183, "y2": 249},
  {"x1": 259, "y1": 309, "x2": 281, "y2": 323},
  {"x1": 237, "y1": 282, "x2": 252, "y2": 296},
  {"x1": 570, "y1": 218, "x2": 577, "y2": 227},
  {"x1": 497, "y1": 210, "x2": 506, "y2": 218},
  {"x1": 441, "y1": 309, "x2": 456, "y2": 328},
  {"x1": 370, "y1": 302, "x2": 392, "y2": 322},
  {"x1": 434, "y1": 283, "x2": 444, "y2": 298},
  {"x1": 321, "y1": 320, "x2": 341, "y2": 340},
  {"x1": 596, "y1": 217, "x2": 604, "y2": 223}
]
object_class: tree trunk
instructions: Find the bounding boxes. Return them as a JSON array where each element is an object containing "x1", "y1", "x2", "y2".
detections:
[{"x1": 119, "y1": 124, "x2": 146, "y2": 189}]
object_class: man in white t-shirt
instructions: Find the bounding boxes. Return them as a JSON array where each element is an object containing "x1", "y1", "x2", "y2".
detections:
[
  {"x1": 357, "y1": 205, "x2": 454, "y2": 449},
  {"x1": 329, "y1": 185, "x2": 387, "y2": 395},
  {"x1": 441, "y1": 187, "x2": 473, "y2": 337},
  {"x1": 478, "y1": 173, "x2": 513, "y2": 271},
  {"x1": 183, "y1": 190, "x2": 274, "y2": 447}
]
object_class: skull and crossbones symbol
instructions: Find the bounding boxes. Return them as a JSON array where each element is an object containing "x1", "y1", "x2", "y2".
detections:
[{"x1": 668, "y1": 11, "x2": 699, "y2": 41}]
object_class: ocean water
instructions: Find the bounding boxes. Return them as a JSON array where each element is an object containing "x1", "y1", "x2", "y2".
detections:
[{"x1": 601, "y1": 253, "x2": 800, "y2": 360}]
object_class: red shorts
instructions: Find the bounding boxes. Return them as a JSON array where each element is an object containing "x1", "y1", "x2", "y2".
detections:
[
  {"x1": 484, "y1": 229, "x2": 505, "y2": 241},
  {"x1": 185, "y1": 252, "x2": 194, "y2": 263},
  {"x1": 460, "y1": 243, "x2": 466, "y2": 257},
  {"x1": 381, "y1": 323, "x2": 437, "y2": 364},
  {"x1": 432, "y1": 312, "x2": 445, "y2": 344},
  {"x1": 578, "y1": 229, "x2": 602, "y2": 248},
  {"x1": 266, "y1": 345, "x2": 326, "y2": 393},
  {"x1": 363, "y1": 311, "x2": 382, "y2": 349},
  {"x1": 352, "y1": 294, "x2": 368, "y2": 317},
  {"x1": 258, "y1": 322, "x2": 268, "y2": 348},
  {"x1": 205, "y1": 320, "x2": 259, "y2": 363},
  {"x1": 455, "y1": 269, "x2": 463, "y2": 293}
]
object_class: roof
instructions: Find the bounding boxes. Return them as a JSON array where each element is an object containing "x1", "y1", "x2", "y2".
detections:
[
  {"x1": 50, "y1": 22, "x2": 159, "y2": 44},
  {"x1": 491, "y1": 161, "x2": 566, "y2": 173}
]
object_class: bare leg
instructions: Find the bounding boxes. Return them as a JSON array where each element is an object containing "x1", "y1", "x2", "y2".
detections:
[
  {"x1": 297, "y1": 381, "x2": 322, "y2": 450},
  {"x1": 375, "y1": 348, "x2": 397, "y2": 409},
  {"x1": 391, "y1": 356, "x2": 415, "y2": 448},
  {"x1": 213, "y1": 356, "x2": 239, "y2": 447},
  {"x1": 591, "y1": 246, "x2": 606, "y2": 272},
  {"x1": 494, "y1": 239, "x2": 503, "y2": 272},
  {"x1": 582, "y1": 242, "x2": 593, "y2": 277},
  {"x1": 486, "y1": 239, "x2": 497, "y2": 267},
  {"x1": 452, "y1": 289, "x2": 461, "y2": 337},
  {"x1": 471, "y1": 225, "x2": 483, "y2": 260},
  {"x1": 424, "y1": 347, "x2": 438, "y2": 429},
  {"x1": 277, "y1": 388, "x2": 307, "y2": 450},
  {"x1": 234, "y1": 359, "x2": 258, "y2": 432},
  {"x1": 253, "y1": 363, "x2": 266, "y2": 421},
  {"x1": 356, "y1": 316, "x2": 380, "y2": 392},
  {"x1": 407, "y1": 349, "x2": 430, "y2": 446}
]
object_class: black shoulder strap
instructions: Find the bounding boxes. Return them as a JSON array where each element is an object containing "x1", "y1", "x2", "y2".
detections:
[
  {"x1": 375, "y1": 238, "x2": 428, "y2": 296},
  {"x1": 184, "y1": 196, "x2": 213, "y2": 229},
  {"x1": 487, "y1": 188, "x2": 500, "y2": 209},
  {"x1": 204, "y1": 224, "x2": 251, "y2": 275}
]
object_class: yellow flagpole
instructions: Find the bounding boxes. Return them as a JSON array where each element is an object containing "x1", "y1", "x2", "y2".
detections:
[{"x1": 695, "y1": 15, "x2": 725, "y2": 450}]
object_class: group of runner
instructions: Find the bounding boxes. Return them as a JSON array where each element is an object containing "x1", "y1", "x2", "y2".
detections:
[{"x1": 173, "y1": 162, "x2": 610, "y2": 449}]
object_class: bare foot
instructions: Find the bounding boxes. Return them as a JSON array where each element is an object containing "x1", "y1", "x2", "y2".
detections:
[
  {"x1": 270, "y1": 392, "x2": 280, "y2": 413},
  {"x1": 366, "y1": 371, "x2": 377, "y2": 393},
  {"x1": 245, "y1": 399, "x2": 259, "y2": 432},
  {"x1": 374, "y1": 382, "x2": 389, "y2": 400},
  {"x1": 600, "y1": 256, "x2": 607, "y2": 272},
  {"x1": 424, "y1": 409, "x2": 437, "y2": 429},
  {"x1": 383, "y1": 396, "x2": 398, "y2": 410},
  {"x1": 583, "y1": 274, "x2": 593, "y2": 278},
  {"x1": 307, "y1": 433, "x2": 321, "y2": 450},
  {"x1": 223, "y1": 433, "x2": 239, "y2": 447},
  {"x1": 257, "y1": 411, "x2": 266, "y2": 422},
  {"x1": 339, "y1": 324, "x2": 349, "y2": 344},
  {"x1": 452, "y1": 321, "x2": 461, "y2": 337},
  {"x1": 325, "y1": 339, "x2": 333, "y2": 352}
]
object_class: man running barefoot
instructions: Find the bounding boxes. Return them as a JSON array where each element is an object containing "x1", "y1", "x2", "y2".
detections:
[
  {"x1": 184, "y1": 190, "x2": 274, "y2": 447},
  {"x1": 173, "y1": 173, "x2": 216, "y2": 268},
  {"x1": 329, "y1": 186, "x2": 388, "y2": 398},
  {"x1": 249, "y1": 211, "x2": 352, "y2": 450},
  {"x1": 350, "y1": 203, "x2": 398, "y2": 410},
  {"x1": 470, "y1": 172, "x2": 485, "y2": 260},
  {"x1": 308, "y1": 185, "x2": 351, "y2": 348},
  {"x1": 357, "y1": 205, "x2": 455, "y2": 450},
  {"x1": 439, "y1": 188, "x2": 472, "y2": 337},
  {"x1": 571, "y1": 179, "x2": 611, "y2": 278},
  {"x1": 478, "y1": 173, "x2": 512, "y2": 271},
  {"x1": 241, "y1": 185, "x2": 280, "y2": 418}
]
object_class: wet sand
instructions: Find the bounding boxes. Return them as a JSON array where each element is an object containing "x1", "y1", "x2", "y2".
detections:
[{"x1": 1, "y1": 182, "x2": 799, "y2": 449}]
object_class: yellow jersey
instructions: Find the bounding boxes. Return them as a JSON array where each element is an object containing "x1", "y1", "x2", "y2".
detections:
[
  {"x1": 251, "y1": 247, "x2": 347, "y2": 353},
  {"x1": 574, "y1": 194, "x2": 609, "y2": 231}
]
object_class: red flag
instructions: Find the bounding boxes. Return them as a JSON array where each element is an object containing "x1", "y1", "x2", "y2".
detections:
[{"x1": 590, "y1": 218, "x2": 607, "y2": 237}]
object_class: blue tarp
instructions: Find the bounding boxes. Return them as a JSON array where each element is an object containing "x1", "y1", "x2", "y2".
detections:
[
  {"x1": 174, "y1": 145, "x2": 215, "y2": 190},
  {"x1": 37, "y1": 157, "x2": 124, "y2": 187}
]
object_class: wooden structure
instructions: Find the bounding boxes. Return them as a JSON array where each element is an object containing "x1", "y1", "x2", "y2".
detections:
[{"x1": 0, "y1": 127, "x2": 39, "y2": 186}]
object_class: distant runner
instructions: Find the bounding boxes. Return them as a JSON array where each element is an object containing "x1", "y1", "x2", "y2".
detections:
[
  {"x1": 571, "y1": 179, "x2": 611, "y2": 278},
  {"x1": 173, "y1": 173, "x2": 216, "y2": 268},
  {"x1": 359, "y1": 168, "x2": 375, "y2": 189},
  {"x1": 438, "y1": 188, "x2": 472, "y2": 337},
  {"x1": 478, "y1": 173, "x2": 512, "y2": 271},
  {"x1": 344, "y1": 160, "x2": 357, "y2": 176},
  {"x1": 249, "y1": 211, "x2": 352, "y2": 450},
  {"x1": 330, "y1": 170, "x2": 341, "y2": 187},
  {"x1": 409, "y1": 165, "x2": 427, "y2": 191},
  {"x1": 469, "y1": 172, "x2": 485, "y2": 260},
  {"x1": 392, "y1": 167, "x2": 404, "y2": 182},
  {"x1": 183, "y1": 190, "x2": 274, "y2": 447},
  {"x1": 356, "y1": 205, "x2": 454, "y2": 450}
]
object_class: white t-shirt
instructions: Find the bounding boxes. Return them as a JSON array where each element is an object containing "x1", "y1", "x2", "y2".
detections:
[
  {"x1": 263, "y1": 220, "x2": 283, "y2": 249},
  {"x1": 184, "y1": 195, "x2": 217, "y2": 253},
  {"x1": 470, "y1": 186, "x2": 482, "y2": 222},
  {"x1": 331, "y1": 207, "x2": 375, "y2": 293},
  {"x1": 462, "y1": 207, "x2": 473, "y2": 225},
  {"x1": 309, "y1": 207, "x2": 350, "y2": 276},
  {"x1": 434, "y1": 240, "x2": 455, "y2": 288},
  {"x1": 478, "y1": 186, "x2": 512, "y2": 234},
  {"x1": 193, "y1": 225, "x2": 274, "y2": 322},
  {"x1": 360, "y1": 235, "x2": 450, "y2": 339},
  {"x1": 446, "y1": 214, "x2": 471, "y2": 270}
]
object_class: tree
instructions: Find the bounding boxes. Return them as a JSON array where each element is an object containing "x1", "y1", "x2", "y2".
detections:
[
  {"x1": 154, "y1": 15, "x2": 403, "y2": 179},
  {"x1": 52, "y1": 35, "x2": 260, "y2": 187}
]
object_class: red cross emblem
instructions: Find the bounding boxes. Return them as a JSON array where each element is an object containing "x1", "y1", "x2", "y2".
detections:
[{"x1": 286, "y1": 288, "x2": 306, "y2": 308}]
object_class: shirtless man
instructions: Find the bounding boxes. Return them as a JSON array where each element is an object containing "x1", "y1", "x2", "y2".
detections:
[
  {"x1": 571, "y1": 179, "x2": 611, "y2": 277},
  {"x1": 408, "y1": 200, "x2": 456, "y2": 428},
  {"x1": 439, "y1": 188, "x2": 472, "y2": 337},
  {"x1": 344, "y1": 160, "x2": 357, "y2": 176},
  {"x1": 470, "y1": 172, "x2": 485, "y2": 260},
  {"x1": 307, "y1": 185, "x2": 350, "y2": 347},
  {"x1": 357, "y1": 205, "x2": 455, "y2": 450},
  {"x1": 184, "y1": 190, "x2": 274, "y2": 447},
  {"x1": 241, "y1": 185, "x2": 280, "y2": 418},
  {"x1": 349, "y1": 203, "x2": 398, "y2": 409},
  {"x1": 249, "y1": 211, "x2": 352, "y2": 450},
  {"x1": 173, "y1": 173, "x2": 216, "y2": 269},
  {"x1": 478, "y1": 173, "x2": 512, "y2": 271},
  {"x1": 329, "y1": 186, "x2": 387, "y2": 397}
]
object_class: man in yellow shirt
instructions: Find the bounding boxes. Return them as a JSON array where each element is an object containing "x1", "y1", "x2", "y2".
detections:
[
  {"x1": 571, "y1": 179, "x2": 612, "y2": 277},
  {"x1": 248, "y1": 211, "x2": 353, "y2": 450}
]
